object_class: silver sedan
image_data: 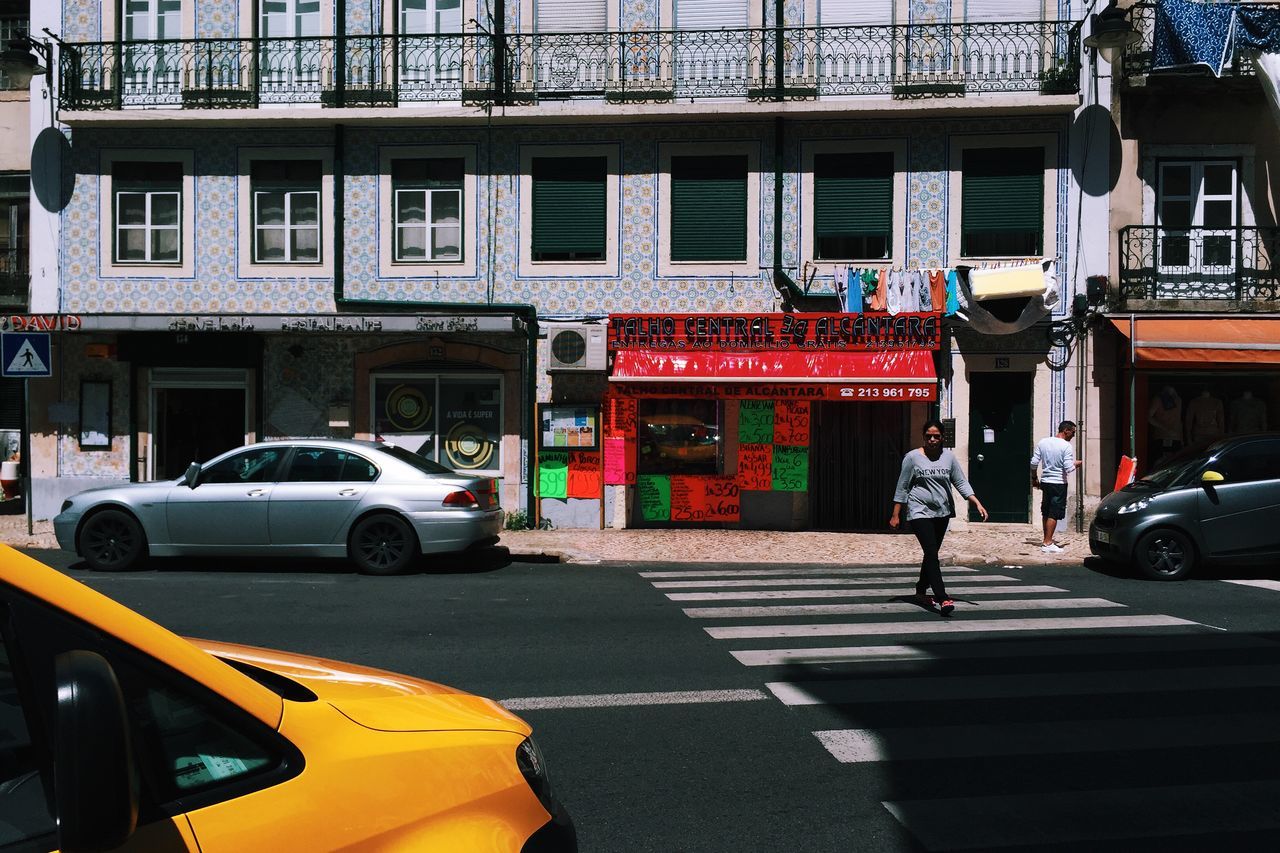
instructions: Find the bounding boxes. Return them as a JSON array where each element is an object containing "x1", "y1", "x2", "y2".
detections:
[{"x1": 54, "y1": 439, "x2": 503, "y2": 575}]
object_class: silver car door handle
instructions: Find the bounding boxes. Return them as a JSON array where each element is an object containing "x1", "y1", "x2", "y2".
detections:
[
  {"x1": 247, "y1": 488, "x2": 267, "y2": 497},
  {"x1": 338, "y1": 488, "x2": 359, "y2": 496}
]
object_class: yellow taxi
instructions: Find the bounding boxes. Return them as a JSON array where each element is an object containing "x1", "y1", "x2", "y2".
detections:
[{"x1": 0, "y1": 545, "x2": 575, "y2": 852}]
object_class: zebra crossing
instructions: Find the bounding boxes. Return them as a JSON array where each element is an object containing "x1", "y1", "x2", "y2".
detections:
[{"x1": 639, "y1": 562, "x2": 1280, "y2": 850}]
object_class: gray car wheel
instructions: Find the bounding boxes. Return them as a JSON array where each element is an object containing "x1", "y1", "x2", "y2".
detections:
[
  {"x1": 79, "y1": 509, "x2": 147, "y2": 572},
  {"x1": 349, "y1": 514, "x2": 418, "y2": 576},
  {"x1": 1134, "y1": 528, "x2": 1197, "y2": 581}
]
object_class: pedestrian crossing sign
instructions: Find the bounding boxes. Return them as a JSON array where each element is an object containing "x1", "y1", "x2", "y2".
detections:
[{"x1": 1, "y1": 332, "x2": 52, "y2": 378}]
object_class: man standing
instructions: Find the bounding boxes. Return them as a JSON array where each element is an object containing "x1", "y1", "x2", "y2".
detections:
[{"x1": 1030, "y1": 420, "x2": 1082, "y2": 553}]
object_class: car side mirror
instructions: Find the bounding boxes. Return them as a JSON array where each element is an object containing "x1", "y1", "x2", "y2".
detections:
[
  {"x1": 183, "y1": 462, "x2": 201, "y2": 488},
  {"x1": 1200, "y1": 470, "x2": 1225, "y2": 484},
  {"x1": 54, "y1": 650, "x2": 139, "y2": 853}
]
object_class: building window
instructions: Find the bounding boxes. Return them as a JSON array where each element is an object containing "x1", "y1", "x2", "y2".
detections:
[
  {"x1": 113, "y1": 161, "x2": 182, "y2": 264},
  {"x1": 371, "y1": 374, "x2": 503, "y2": 473},
  {"x1": 531, "y1": 157, "x2": 606, "y2": 262},
  {"x1": 636, "y1": 398, "x2": 723, "y2": 476},
  {"x1": 813, "y1": 152, "x2": 892, "y2": 260},
  {"x1": 251, "y1": 160, "x2": 322, "y2": 264},
  {"x1": 670, "y1": 155, "x2": 747, "y2": 262},
  {"x1": 961, "y1": 147, "x2": 1043, "y2": 257},
  {"x1": 392, "y1": 158, "x2": 463, "y2": 262},
  {"x1": 1157, "y1": 160, "x2": 1239, "y2": 270}
]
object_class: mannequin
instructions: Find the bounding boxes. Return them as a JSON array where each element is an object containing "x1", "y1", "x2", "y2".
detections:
[
  {"x1": 1185, "y1": 388, "x2": 1225, "y2": 444},
  {"x1": 1229, "y1": 389, "x2": 1268, "y2": 433},
  {"x1": 1148, "y1": 385, "x2": 1184, "y2": 447}
]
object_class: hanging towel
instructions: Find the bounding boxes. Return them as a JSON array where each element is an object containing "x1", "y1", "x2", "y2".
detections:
[
  {"x1": 945, "y1": 269, "x2": 961, "y2": 315},
  {"x1": 914, "y1": 270, "x2": 931, "y2": 312},
  {"x1": 885, "y1": 270, "x2": 905, "y2": 314},
  {"x1": 846, "y1": 267, "x2": 863, "y2": 313},
  {"x1": 928, "y1": 270, "x2": 947, "y2": 314},
  {"x1": 1153, "y1": 0, "x2": 1238, "y2": 77},
  {"x1": 868, "y1": 269, "x2": 888, "y2": 312}
]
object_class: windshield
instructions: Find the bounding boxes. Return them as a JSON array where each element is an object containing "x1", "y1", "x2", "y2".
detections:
[
  {"x1": 376, "y1": 444, "x2": 454, "y2": 475},
  {"x1": 1137, "y1": 442, "x2": 1217, "y2": 489}
]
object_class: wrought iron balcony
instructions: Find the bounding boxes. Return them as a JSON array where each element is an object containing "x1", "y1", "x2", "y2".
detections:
[
  {"x1": 1123, "y1": 0, "x2": 1277, "y2": 80},
  {"x1": 0, "y1": 249, "x2": 29, "y2": 309},
  {"x1": 58, "y1": 21, "x2": 1080, "y2": 110},
  {"x1": 1119, "y1": 225, "x2": 1280, "y2": 302}
]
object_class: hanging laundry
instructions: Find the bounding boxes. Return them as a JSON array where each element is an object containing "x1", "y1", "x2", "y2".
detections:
[
  {"x1": 945, "y1": 269, "x2": 961, "y2": 315},
  {"x1": 886, "y1": 270, "x2": 921, "y2": 315},
  {"x1": 833, "y1": 266, "x2": 848, "y2": 312},
  {"x1": 845, "y1": 266, "x2": 863, "y2": 313},
  {"x1": 868, "y1": 269, "x2": 888, "y2": 312},
  {"x1": 1153, "y1": 0, "x2": 1238, "y2": 77},
  {"x1": 927, "y1": 270, "x2": 947, "y2": 314},
  {"x1": 914, "y1": 270, "x2": 931, "y2": 312}
]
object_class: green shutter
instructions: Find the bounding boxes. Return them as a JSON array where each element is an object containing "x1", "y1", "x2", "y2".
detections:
[
  {"x1": 532, "y1": 157, "x2": 606, "y2": 259},
  {"x1": 962, "y1": 147, "x2": 1043, "y2": 247},
  {"x1": 671, "y1": 156, "x2": 747, "y2": 262},
  {"x1": 814, "y1": 153, "x2": 892, "y2": 240}
]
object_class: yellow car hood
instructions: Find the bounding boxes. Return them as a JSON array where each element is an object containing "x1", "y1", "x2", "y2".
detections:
[{"x1": 192, "y1": 639, "x2": 532, "y2": 737}]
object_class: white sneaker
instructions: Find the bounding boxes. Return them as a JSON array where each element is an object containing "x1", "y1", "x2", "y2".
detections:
[{"x1": 1041, "y1": 543, "x2": 1064, "y2": 554}]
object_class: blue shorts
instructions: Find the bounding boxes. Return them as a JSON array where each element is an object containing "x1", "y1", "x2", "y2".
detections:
[{"x1": 1041, "y1": 482, "x2": 1068, "y2": 520}]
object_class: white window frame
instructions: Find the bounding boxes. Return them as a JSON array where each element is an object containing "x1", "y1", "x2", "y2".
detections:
[
  {"x1": 237, "y1": 147, "x2": 334, "y2": 277},
  {"x1": 115, "y1": 187, "x2": 181, "y2": 264},
  {"x1": 948, "y1": 132, "x2": 1056, "y2": 263},
  {"x1": 1156, "y1": 159, "x2": 1240, "y2": 275},
  {"x1": 100, "y1": 150, "x2": 195, "y2": 278},
  {"x1": 658, "y1": 140, "x2": 760, "y2": 277},
  {"x1": 800, "y1": 138, "x2": 907, "y2": 268},
  {"x1": 379, "y1": 145, "x2": 477, "y2": 278},
  {"x1": 518, "y1": 144, "x2": 620, "y2": 277}
]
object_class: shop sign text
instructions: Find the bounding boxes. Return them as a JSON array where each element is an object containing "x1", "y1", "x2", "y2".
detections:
[{"x1": 608, "y1": 313, "x2": 941, "y2": 352}]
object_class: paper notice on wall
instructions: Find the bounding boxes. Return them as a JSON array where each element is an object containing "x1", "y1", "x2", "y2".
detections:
[
  {"x1": 567, "y1": 450, "x2": 602, "y2": 498},
  {"x1": 771, "y1": 445, "x2": 809, "y2": 491},
  {"x1": 537, "y1": 450, "x2": 569, "y2": 499},
  {"x1": 686, "y1": 477, "x2": 742, "y2": 522},
  {"x1": 984, "y1": 428, "x2": 995, "y2": 444},
  {"x1": 737, "y1": 443, "x2": 774, "y2": 491},
  {"x1": 637, "y1": 474, "x2": 671, "y2": 521},
  {"x1": 603, "y1": 437, "x2": 629, "y2": 485},
  {"x1": 738, "y1": 400, "x2": 775, "y2": 444},
  {"x1": 773, "y1": 401, "x2": 811, "y2": 446}
]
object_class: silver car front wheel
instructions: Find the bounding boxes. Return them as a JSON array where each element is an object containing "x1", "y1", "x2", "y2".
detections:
[{"x1": 80, "y1": 509, "x2": 147, "y2": 572}]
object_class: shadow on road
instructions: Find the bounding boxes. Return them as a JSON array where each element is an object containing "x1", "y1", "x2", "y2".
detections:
[{"x1": 56, "y1": 545, "x2": 520, "y2": 577}]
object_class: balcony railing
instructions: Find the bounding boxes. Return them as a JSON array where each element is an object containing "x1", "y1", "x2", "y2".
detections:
[
  {"x1": 1123, "y1": 0, "x2": 1278, "y2": 80},
  {"x1": 0, "y1": 249, "x2": 29, "y2": 309},
  {"x1": 1119, "y1": 225, "x2": 1280, "y2": 302},
  {"x1": 59, "y1": 21, "x2": 1081, "y2": 110}
]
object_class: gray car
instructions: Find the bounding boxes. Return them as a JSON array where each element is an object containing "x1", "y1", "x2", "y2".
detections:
[
  {"x1": 54, "y1": 439, "x2": 503, "y2": 575},
  {"x1": 1090, "y1": 433, "x2": 1280, "y2": 580}
]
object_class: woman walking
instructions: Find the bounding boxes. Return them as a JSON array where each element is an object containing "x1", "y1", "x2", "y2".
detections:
[{"x1": 889, "y1": 419, "x2": 988, "y2": 616}]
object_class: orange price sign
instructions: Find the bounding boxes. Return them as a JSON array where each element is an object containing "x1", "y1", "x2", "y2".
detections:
[{"x1": 567, "y1": 450, "x2": 602, "y2": 498}]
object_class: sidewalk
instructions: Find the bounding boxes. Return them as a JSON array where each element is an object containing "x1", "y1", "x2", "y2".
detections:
[{"x1": 0, "y1": 513, "x2": 1085, "y2": 567}]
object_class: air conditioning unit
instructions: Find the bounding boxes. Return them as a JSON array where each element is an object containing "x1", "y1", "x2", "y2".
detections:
[{"x1": 547, "y1": 323, "x2": 607, "y2": 372}]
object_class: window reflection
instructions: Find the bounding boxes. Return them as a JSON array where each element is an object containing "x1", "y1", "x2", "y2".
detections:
[{"x1": 636, "y1": 399, "x2": 722, "y2": 475}]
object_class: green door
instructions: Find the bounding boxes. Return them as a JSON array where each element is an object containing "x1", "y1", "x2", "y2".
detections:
[{"x1": 967, "y1": 372, "x2": 1032, "y2": 523}]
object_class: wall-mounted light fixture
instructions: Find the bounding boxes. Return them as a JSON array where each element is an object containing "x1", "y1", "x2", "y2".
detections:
[
  {"x1": 0, "y1": 32, "x2": 50, "y2": 89},
  {"x1": 1083, "y1": 1, "x2": 1140, "y2": 66}
]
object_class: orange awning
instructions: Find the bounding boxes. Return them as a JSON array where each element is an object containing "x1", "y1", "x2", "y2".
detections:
[{"x1": 1110, "y1": 317, "x2": 1280, "y2": 365}]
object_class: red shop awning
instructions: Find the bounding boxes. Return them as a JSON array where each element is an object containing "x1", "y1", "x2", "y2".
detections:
[
  {"x1": 610, "y1": 349, "x2": 937, "y2": 401},
  {"x1": 1109, "y1": 317, "x2": 1280, "y2": 365}
]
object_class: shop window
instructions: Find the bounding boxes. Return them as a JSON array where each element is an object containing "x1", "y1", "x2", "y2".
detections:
[
  {"x1": 636, "y1": 399, "x2": 723, "y2": 476},
  {"x1": 670, "y1": 155, "x2": 747, "y2": 262},
  {"x1": 1142, "y1": 375, "x2": 1279, "y2": 470},
  {"x1": 961, "y1": 147, "x2": 1043, "y2": 257},
  {"x1": 251, "y1": 160, "x2": 322, "y2": 264},
  {"x1": 113, "y1": 161, "x2": 182, "y2": 264},
  {"x1": 531, "y1": 157, "x2": 606, "y2": 262},
  {"x1": 813, "y1": 152, "x2": 892, "y2": 261},
  {"x1": 372, "y1": 374, "x2": 502, "y2": 473},
  {"x1": 392, "y1": 158, "x2": 464, "y2": 263}
]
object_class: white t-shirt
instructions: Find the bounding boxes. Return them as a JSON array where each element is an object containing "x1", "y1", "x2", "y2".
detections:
[{"x1": 1030, "y1": 436, "x2": 1075, "y2": 485}]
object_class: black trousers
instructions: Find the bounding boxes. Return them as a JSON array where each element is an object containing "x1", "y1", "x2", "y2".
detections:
[{"x1": 909, "y1": 516, "x2": 950, "y2": 599}]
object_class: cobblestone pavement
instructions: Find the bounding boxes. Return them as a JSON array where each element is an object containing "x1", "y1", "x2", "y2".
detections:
[{"x1": 0, "y1": 512, "x2": 1085, "y2": 567}]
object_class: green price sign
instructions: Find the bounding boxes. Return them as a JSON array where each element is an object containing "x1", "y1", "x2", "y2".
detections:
[
  {"x1": 537, "y1": 450, "x2": 569, "y2": 499},
  {"x1": 771, "y1": 445, "x2": 809, "y2": 492},
  {"x1": 637, "y1": 474, "x2": 671, "y2": 521},
  {"x1": 738, "y1": 401, "x2": 775, "y2": 444}
]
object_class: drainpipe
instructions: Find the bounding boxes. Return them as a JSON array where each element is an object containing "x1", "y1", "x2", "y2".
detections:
[{"x1": 334, "y1": 123, "x2": 344, "y2": 304}]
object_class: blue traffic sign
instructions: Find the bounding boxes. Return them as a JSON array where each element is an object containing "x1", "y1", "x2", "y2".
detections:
[{"x1": 1, "y1": 332, "x2": 52, "y2": 378}]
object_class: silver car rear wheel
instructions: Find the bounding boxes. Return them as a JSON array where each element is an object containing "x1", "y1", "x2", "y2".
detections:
[
  {"x1": 80, "y1": 509, "x2": 147, "y2": 572},
  {"x1": 349, "y1": 514, "x2": 418, "y2": 576}
]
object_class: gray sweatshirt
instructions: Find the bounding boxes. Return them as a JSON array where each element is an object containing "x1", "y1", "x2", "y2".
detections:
[{"x1": 893, "y1": 448, "x2": 975, "y2": 520}]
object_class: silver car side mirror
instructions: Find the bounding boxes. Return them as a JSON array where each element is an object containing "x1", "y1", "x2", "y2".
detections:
[{"x1": 183, "y1": 462, "x2": 201, "y2": 488}]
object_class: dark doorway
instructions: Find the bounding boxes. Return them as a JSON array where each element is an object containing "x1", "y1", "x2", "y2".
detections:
[
  {"x1": 967, "y1": 372, "x2": 1033, "y2": 522},
  {"x1": 155, "y1": 387, "x2": 245, "y2": 480},
  {"x1": 810, "y1": 402, "x2": 911, "y2": 531}
]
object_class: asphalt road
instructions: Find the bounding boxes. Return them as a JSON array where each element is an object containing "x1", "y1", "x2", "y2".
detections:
[{"x1": 22, "y1": 547, "x2": 1280, "y2": 853}]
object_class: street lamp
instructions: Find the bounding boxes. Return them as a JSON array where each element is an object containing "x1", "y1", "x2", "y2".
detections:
[
  {"x1": 1083, "y1": 0, "x2": 1140, "y2": 66},
  {"x1": 0, "y1": 33, "x2": 51, "y2": 89}
]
